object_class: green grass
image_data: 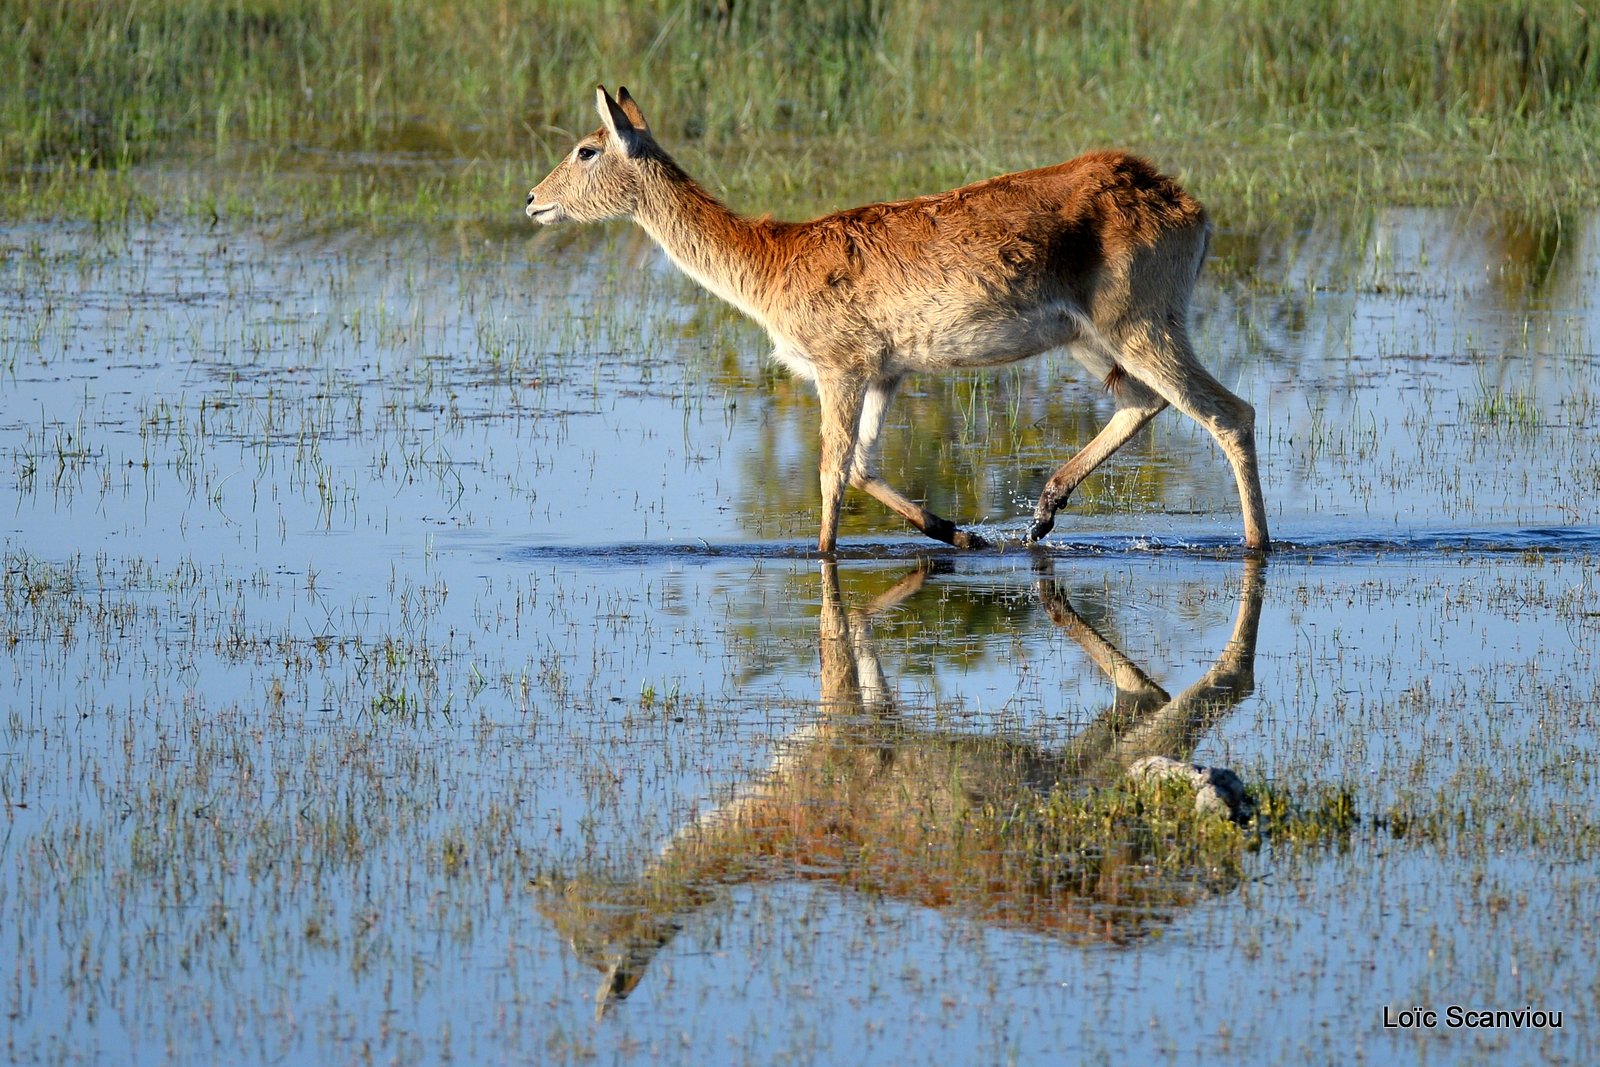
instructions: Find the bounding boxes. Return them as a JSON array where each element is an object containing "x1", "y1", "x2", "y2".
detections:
[
  {"x1": 4, "y1": 0, "x2": 1599, "y2": 226},
  {"x1": 1467, "y1": 369, "x2": 1546, "y2": 431}
]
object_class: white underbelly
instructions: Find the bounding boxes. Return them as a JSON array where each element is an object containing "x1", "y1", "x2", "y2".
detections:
[
  {"x1": 765, "y1": 304, "x2": 1121, "y2": 386},
  {"x1": 896, "y1": 304, "x2": 1087, "y2": 373}
]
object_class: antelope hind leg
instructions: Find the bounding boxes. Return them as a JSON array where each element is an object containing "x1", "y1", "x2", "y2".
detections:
[{"x1": 1028, "y1": 377, "x2": 1167, "y2": 542}]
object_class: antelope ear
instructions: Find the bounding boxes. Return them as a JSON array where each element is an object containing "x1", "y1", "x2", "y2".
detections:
[
  {"x1": 595, "y1": 85, "x2": 647, "y2": 158},
  {"x1": 614, "y1": 86, "x2": 650, "y2": 133}
]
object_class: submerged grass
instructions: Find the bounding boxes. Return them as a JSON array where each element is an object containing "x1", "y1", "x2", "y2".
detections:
[
  {"x1": 1467, "y1": 370, "x2": 1546, "y2": 431},
  {"x1": 5, "y1": 1, "x2": 1599, "y2": 226}
]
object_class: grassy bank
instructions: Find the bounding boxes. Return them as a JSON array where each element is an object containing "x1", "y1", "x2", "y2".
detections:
[{"x1": 5, "y1": 0, "x2": 1598, "y2": 225}]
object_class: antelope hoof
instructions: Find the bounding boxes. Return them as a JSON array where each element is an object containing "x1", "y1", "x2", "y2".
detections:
[
  {"x1": 952, "y1": 528, "x2": 990, "y2": 550},
  {"x1": 1026, "y1": 515, "x2": 1055, "y2": 543},
  {"x1": 925, "y1": 515, "x2": 988, "y2": 549}
]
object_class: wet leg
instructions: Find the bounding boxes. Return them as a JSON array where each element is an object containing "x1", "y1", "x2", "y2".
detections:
[
  {"x1": 1028, "y1": 378, "x2": 1167, "y2": 542},
  {"x1": 849, "y1": 378, "x2": 989, "y2": 549}
]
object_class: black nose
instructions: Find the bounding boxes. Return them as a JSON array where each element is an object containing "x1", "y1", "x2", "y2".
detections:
[{"x1": 526, "y1": 191, "x2": 536, "y2": 206}]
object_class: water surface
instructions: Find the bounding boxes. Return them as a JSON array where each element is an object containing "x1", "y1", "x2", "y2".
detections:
[{"x1": 2, "y1": 207, "x2": 1597, "y2": 1064}]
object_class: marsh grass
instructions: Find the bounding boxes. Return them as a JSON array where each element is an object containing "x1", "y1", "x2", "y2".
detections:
[
  {"x1": 5, "y1": 1, "x2": 1599, "y2": 225},
  {"x1": 1467, "y1": 370, "x2": 1545, "y2": 431}
]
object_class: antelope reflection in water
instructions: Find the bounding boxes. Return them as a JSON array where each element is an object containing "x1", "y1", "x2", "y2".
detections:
[{"x1": 540, "y1": 560, "x2": 1265, "y2": 1015}]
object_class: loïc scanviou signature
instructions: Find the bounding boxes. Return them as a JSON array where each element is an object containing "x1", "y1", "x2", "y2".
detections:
[{"x1": 1383, "y1": 1005, "x2": 1563, "y2": 1029}]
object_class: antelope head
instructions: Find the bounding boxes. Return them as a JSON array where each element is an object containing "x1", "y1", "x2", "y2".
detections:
[{"x1": 526, "y1": 85, "x2": 657, "y2": 225}]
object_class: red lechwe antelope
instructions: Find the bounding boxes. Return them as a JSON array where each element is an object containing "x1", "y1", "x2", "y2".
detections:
[{"x1": 526, "y1": 86, "x2": 1270, "y2": 553}]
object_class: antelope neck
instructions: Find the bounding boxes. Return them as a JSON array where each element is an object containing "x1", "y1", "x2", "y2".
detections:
[{"x1": 630, "y1": 157, "x2": 779, "y2": 325}]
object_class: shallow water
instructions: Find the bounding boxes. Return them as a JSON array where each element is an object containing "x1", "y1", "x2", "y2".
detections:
[{"x1": 2, "y1": 207, "x2": 1597, "y2": 1064}]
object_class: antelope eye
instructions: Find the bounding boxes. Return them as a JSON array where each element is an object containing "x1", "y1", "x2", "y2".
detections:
[{"x1": 576, "y1": 145, "x2": 599, "y2": 161}]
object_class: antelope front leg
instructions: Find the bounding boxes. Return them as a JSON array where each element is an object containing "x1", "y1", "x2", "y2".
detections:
[
  {"x1": 852, "y1": 480, "x2": 991, "y2": 550},
  {"x1": 814, "y1": 376, "x2": 865, "y2": 553},
  {"x1": 848, "y1": 378, "x2": 989, "y2": 550}
]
